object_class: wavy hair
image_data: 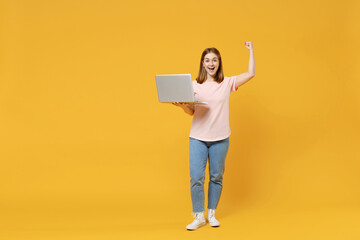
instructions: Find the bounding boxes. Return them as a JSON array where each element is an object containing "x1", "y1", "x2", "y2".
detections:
[{"x1": 196, "y1": 47, "x2": 224, "y2": 84}]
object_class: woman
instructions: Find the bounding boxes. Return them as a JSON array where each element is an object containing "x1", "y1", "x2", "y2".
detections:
[{"x1": 173, "y1": 42, "x2": 255, "y2": 230}]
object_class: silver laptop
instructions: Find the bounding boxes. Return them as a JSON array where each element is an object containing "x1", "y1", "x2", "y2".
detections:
[{"x1": 155, "y1": 74, "x2": 207, "y2": 104}]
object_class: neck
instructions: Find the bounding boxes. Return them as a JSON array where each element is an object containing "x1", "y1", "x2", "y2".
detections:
[{"x1": 206, "y1": 74, "x2": 215, "y2": 82}]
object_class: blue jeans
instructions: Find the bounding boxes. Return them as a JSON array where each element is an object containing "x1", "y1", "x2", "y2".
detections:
[{"x1": 189, "y1": 137, "x2": 230, "y2": 213}]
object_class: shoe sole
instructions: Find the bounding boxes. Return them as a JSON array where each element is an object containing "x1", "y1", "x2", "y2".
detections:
[
  {"x1": 209, "y1": 224, "x2": 220, "y2": 227},
  {"x1": 208, "y1": 221, "x2": 220, "y2": 227},
  {"x1": 186, "y1": 222, "x2": 206, "y2": 230}
]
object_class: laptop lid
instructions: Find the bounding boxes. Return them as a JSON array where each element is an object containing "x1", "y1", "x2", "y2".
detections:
[{"x1": 155, "y1": 74, "x2": 195, "y2": 103}]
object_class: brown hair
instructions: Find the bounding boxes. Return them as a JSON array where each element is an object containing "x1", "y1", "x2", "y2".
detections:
[{"x1": 196, "y1": 47, "x2": 224, "y2": 84}]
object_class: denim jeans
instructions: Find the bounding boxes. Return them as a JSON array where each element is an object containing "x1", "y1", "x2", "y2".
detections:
[{"x1": 189, "y1": 137, "x2": 230, "y2": 213}]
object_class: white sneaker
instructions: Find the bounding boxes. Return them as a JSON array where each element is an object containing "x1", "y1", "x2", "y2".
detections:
[
  {"x1": 186, "y1": 212, "x2": 206, "y2": 230},
  {"x1": 207, "y1": 209, "x2": 220, "y2": 227}
]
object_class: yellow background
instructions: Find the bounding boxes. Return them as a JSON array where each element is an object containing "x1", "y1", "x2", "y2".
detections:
[{"x1": 1, "y1": 0, "x2": 360, "y2": 239}]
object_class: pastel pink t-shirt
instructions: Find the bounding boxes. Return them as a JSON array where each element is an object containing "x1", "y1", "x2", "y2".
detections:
[{"x1": 190, "y1": 76, "x2": 238, "y2": 141}]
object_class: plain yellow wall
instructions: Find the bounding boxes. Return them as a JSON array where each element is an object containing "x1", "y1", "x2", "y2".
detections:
[{"x1": 1, "y1": 0, "x2": 360, "y2": 218}]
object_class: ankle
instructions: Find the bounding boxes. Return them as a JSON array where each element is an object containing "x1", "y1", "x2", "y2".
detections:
[
  {"x1": 194, "y1": 211, "x2": 204, "y2": 215},
  {"x1": 193, "y1": 212, "x2": 205, "y2": 219}
]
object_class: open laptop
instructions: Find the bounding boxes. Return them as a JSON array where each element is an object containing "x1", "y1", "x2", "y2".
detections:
[{"x1": 155, "y1": 74, "x2": 207, "y2": 104}]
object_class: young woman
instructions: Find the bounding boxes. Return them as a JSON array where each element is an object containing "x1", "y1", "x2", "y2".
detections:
[{"x1": 173, "y1": 42, "x2": 255, "y2": 230}]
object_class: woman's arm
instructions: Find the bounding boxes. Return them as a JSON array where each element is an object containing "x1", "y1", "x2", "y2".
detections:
[
  {"x1": 172, "y1": 102, "x2": 194, "y2": 116},
  {"x1": 234, "y1": 41, "x2": 256, "y2": 89}
]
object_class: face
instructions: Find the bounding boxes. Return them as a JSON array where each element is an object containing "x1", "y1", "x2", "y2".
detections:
[{"x1": 203, "y1": 52, "x2": 219, "y2": 77}]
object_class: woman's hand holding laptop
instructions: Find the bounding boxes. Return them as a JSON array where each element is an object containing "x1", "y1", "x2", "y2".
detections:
[{"x1": 172, "y1": 102, "x2": 195, "y2": 116}]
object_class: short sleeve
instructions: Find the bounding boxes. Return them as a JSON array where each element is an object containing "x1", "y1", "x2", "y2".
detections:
[{"x1": 226, "y1": 76, "x2": 238, "y2": 92}]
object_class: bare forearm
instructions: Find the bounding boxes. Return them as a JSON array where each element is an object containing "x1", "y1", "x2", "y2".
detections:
[
  {"x1": 172, "y1": 102, "x2": 194, "y2": 116},
  {"x1": 182, "y1": 104, "x2": 194, "y2": 116},
  {"x1": 248, "y1": 48, "x2": 255, "y2": 75}
]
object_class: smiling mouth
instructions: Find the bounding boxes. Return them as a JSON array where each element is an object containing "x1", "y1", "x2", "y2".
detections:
[{"x1": 208, "y1": 67, "x2": 215, "y2": 71}]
